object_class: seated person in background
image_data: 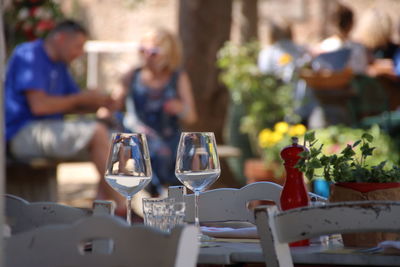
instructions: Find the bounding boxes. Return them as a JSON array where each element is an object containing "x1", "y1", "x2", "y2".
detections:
[
  {"x1": 112, "y1": 27, "x2": 197, "y2": 196},
  {"x1": 5, "y1": 20, "x2": 126, "y2": 214},
  {"x1": 353, "y1": 8, "x2": 400, "y2": 112},
  {"x1": 353, "y1": 7, "x2": 399, "y2": 78},
  {"x1": 258, "y1": 18, "x2": 306, "y2": 81},
  {"x1": 313, "y1": 3, "x2": 368, "y2": 74},
  {"x1": 392, "y1": 23, "x2": 400, "y2": 77},
  {"x1": 258, "y1": 18, "x2": 316, "y2": 125}
]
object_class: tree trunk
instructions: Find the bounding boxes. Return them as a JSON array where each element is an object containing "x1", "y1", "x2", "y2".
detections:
[
  {"x1": 238, "y1": 0, "x2": 258, "y2": 44},
  {"x1": 179, "y1": 0, "x2": 240, "y2": 188},
  {"x1": 178, "y1": 0, "x2": 232, "y2": 142}
]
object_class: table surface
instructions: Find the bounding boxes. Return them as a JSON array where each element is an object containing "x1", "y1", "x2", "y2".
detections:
[{"x1": 198, "y1": 239, "x2": 400, "y2": 266}]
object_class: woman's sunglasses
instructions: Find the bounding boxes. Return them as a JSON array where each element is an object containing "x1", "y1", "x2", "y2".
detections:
[{"x1": 139, "y1": 46, "x2": 161, "y2": 57}]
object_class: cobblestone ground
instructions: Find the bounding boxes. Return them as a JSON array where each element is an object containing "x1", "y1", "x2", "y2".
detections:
[
  {"x1": 57, "y1": 162, "x2": 149, "y2": 216},
  {"x1": 57, "y1": 162, "x2": 98, "y2": 208}
]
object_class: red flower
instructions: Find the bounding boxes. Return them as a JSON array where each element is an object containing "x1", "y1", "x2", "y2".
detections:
[
  {"x1": 35, "y1": 19, "x2": 55, "y2": 35},
  {"x1": 29, "y1": 7, "x2": 37, "y2": 16}
]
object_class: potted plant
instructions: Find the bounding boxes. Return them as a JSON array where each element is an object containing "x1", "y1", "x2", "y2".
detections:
[
  {"x1": 217, "y1": 41, "x2": 298, "y2": 136},
  {"x1": 296, "y1": 126, "x2": 400, "y2": 247},
  {"x1": 217, "y1": 41, "x2": 301, "y2": 184}
]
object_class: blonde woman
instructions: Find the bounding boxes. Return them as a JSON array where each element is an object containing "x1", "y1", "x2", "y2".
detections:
[
  {"x1": 114, "y1": 28, "x2": 197, "y2": 195},
  {"x1": 353, "y1": 8, "x2": 398, "y2": 76}
]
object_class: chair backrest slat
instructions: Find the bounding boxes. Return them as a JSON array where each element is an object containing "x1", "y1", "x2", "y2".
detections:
[
  {"x1": 169, "y1": 182, "x2": 326, "y2": 224},
  {"x1": 6, "y1": 194, "x2": 89, "y2": 234},
  {"x1": 255, "y1": 201, "x2": 400, "y2": 267},
  {"x1": 5, "y1": 194, "x2": 114, "y2": 234},
  {"x1": 5, "y1": 214, "x2": 199, "y2": 267}
]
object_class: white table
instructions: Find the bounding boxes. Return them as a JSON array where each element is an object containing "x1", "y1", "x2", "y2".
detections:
[{"x1": 198, "y1": 240, "x2": 400, "y2": 266}]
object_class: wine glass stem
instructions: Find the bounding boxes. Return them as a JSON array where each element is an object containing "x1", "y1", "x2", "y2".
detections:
[
  {"x1": 126, "y1": 197, "x2": 132, "y2": 225},
  {"x1": 194, "y1": 190, "x2": 200, "y2": 228}
]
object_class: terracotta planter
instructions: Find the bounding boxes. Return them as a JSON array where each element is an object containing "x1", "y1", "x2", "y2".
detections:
[
  {"x1": 329, "y1": 182, "x2": 400, "y2": 247},
  {"x1": 244, "y1": 159, "x2": 285, "y2": 185}
]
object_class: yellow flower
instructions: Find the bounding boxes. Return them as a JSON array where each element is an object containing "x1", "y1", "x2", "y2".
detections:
[
  {"x1": 258, "y1": 129, "x2": 273, "y2": 148},
  {"x1": 258, "y1": 128, "x2": 284, "y2": 148},
  {"x1": 278, "y1": 53, "x2": 292, "y2": 66},
  {"x1": 270, "y1": 131, "x2": 283, "y2": 144},
  {"x1": 288, "y1": 124, "x2": 307, "y2": 136},
  {"x1": 274, "y1": 122, "x2": 289, "y2": 134}
]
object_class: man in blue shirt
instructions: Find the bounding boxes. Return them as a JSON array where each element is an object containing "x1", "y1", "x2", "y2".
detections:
[{"x1": 5, "y1": 20, "x2": 125, "y2": 213}]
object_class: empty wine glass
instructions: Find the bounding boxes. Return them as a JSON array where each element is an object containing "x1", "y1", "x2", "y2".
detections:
[
  {"x1": 175, "y1": 132, "x2": 221, "y2": 230},
  {"x1": 105, "y1": 133, "x2": 152, "y2": 225}
]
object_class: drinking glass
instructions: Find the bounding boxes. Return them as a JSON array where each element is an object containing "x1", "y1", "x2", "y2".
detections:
[
  {"x1": 142, "y1": 198, "x2": 186, "y2": 233},
  {"x1": 105, "y1": 133, "x2": 152, "y2": 225},
  {"x1": 175, "y1": 132, "x2": 221, "y2": 229}
]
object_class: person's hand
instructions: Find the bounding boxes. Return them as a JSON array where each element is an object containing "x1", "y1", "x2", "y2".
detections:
[
  {"x1": 103, "y1": 97, "x2": 120, "y2": 112},
  {"x1": 368, "y1": 59, "x2": 395, "y2": 77},
  {"x1": 163, "y1": 98, "x2": 184, "y2": 116},
  {"x1": 96, "y1": 106, "x2": 113, "y2": 120},
  {"x1": 78, "y1": 90, "x2": 112, "y2": 109}
]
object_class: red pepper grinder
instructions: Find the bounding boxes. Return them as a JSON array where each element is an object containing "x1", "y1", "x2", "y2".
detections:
[{"x1": 280, "y1": 136, "x2": 310, "y2": 247}]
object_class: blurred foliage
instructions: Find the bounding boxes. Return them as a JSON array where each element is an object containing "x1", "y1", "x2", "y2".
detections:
[{"x1": 217, "y1": 41, "x2": 299, "y2": 137}]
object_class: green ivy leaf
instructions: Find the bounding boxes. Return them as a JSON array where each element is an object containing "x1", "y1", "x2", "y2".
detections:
[
  {"x1": 304, "y1": 131, "x2": 315, "y2": 143},
  {"x1": 308, "y1": 158, "x2": 323, "y2": 168},
  {"x1": 360, "y1": 144, "x2": 375, "y2": 157},
  {"x1": 305, "y1": 168, "x2": 314, "y2": 181},
  {"x1": 362, "y1": 133, "x2": 374, "y2": 142},
  {"x1": 352, "y1": 140, "x2": 361, "y2": 148},
  {"x1": 341, "y1": 145, "x2": 356, "y2": 158}
]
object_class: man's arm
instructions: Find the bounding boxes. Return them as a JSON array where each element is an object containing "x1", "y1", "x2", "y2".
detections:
[{"x1": 26, "y1": 90, "x2": 111, "y2": 116}]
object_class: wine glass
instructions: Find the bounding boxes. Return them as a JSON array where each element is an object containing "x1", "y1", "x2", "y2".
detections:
[
  {"x1": 175, "y1": 132, "x2": 221, "y2": 230},
  {"x1": 105, "y1": 133, "x2": 152, "y2": 225}
]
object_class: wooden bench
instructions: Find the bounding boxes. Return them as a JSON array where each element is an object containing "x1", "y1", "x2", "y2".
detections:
[{"x1": 6, "y1": 157, "x2": 61, "y2": 202}]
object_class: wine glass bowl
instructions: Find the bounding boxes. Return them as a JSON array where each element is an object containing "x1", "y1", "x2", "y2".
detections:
[
  {"x1": 175, "y1": 132, "x2": 221, "y2": 230},
  {"x1": 105, "y1": 133, "x2": 152, "y2": 224}
]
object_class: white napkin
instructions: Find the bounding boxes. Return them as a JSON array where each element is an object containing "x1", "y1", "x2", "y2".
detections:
[
  {"x1": 201, "y1": 226, "x2": 258, "y2": 239},
  {"x1": 378, "y1": 241, "x2": 400, "y2": 254}
]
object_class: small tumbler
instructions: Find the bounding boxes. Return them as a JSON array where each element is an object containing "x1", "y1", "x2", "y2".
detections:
[{"x1": 142, "y1": 198, "x2": 186, "y2": 233}]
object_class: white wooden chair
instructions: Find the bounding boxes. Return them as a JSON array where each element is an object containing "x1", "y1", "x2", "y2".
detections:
[
  {"x1": 168, "y1": 182, "x2": 326, "y2": 224},
  {"x1": 5, "y1": 214, "x2": 198, "y2": 267},
  {"x1": 5, "y1": 194, "x2": 114, "y2": 234},
  {"x1": 254, "y1": 201, "x2": 400, "y2": 267}
]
